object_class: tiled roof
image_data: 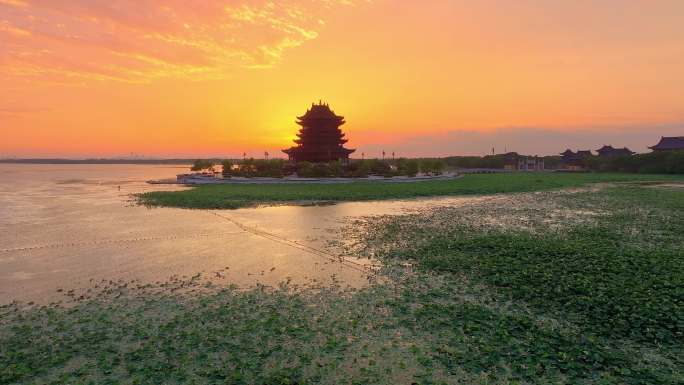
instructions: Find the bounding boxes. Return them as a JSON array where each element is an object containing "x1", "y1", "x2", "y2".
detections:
[
  {"x1": 597, "y1": 145, "x2": 634, "y2": 156},
  {"x1": 649, "y1": 136, "x2": 684, "y2": 150}
]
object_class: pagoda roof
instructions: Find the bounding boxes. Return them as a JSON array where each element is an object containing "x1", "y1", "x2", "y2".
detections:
[
  {"x1": 297, "y1": 101, "x2": 344, "y2": 122},
  {"x1": 283, "y1": 146, "x2": 356, "y2": 154},
  {"x1": 649, "y1": 136, "x2": 684, "y2": 150},
  {"x1": 561, "y1": 149, "x2": 592, "y2": 162},
  {"x1": 596, "y1": 145, "x2": 634, "y2": 156}
]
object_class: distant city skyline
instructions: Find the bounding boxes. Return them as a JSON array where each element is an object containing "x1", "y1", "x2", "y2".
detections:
[{"x1": 1, "y1": 1, "x2": 683, "y2": 157}]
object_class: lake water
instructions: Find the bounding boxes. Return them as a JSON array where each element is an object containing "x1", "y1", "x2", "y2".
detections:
[{"x1": 0, "y1": 164, "x2": 484, "y2": 304}]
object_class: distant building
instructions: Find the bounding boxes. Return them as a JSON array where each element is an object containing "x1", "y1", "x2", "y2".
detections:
[
  {"x1": 596, "y1": 145, "x2": 635, "y2": 157},
  {"x1": 560, "y1": 149, "x2": 592, "y2": 170},
  {"x1": 503, "y1": 152, "x2": 544, "y2": 171},
  {"x1": 518, "y1": 156, "x2": 545, "y2": 171},
  {"x1": 503, "y1": 152, "x2": 519, "y2": 170},
  {"x1": 648, "y1": 137, "x2": 684, "y2": 152}
]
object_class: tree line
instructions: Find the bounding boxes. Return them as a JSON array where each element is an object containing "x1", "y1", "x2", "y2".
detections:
[
  {"x1": 583, "y1": 152, "x2": 684, "y2": 174},
  {"x1": 189, "y1": 158, "x2": 446, "y2": 178}
]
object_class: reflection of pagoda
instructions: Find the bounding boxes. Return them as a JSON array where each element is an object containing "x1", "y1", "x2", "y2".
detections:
[{"x1": 282, "y1": 101, "x2": 356, "y2": 163}]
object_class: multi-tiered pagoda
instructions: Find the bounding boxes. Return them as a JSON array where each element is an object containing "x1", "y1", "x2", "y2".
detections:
[{"x1": 282, "y1": 102, "x2": 355, "y2": 163}]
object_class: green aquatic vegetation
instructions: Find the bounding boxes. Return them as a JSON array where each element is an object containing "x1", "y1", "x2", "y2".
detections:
[
  {"x1": 3, "y1": 183, "x2": 684, "y2": 384},
  {"x1": 138, "y1": 173, "x2": 684, "y2": 209},
  {"x1": 408, "y1": 230, "x2": 683, "y2": 343},
  {"x1": 356, "y1": 186, "x2": 684, "y2": 381},
  {"x1": 3, "y1": 275, "x2": 680, "y2": 384},
  {"x1": 386, "y1": 276, "x2": 678, "y2": 384}
]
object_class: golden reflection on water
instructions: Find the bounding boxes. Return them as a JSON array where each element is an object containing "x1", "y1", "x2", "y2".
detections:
[
  {"x1": 0, "y1": 164, "x2": 368, "y2": 304},
  {"x1": 0, "y1": 164, "x2": 488, "y2": 304}
]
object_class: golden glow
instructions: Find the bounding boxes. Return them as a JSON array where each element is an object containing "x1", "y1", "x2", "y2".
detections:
[{"x1": 1, "y1": 0, "x2": 683, "y2": 157}]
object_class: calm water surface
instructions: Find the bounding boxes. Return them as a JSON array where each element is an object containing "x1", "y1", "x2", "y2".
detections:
[
  {"x1": 0, "y1": 164, "x2": 365, "y2": 303},
  {"x1": 0, "y1": 164, "x2": 480, "y2": 304}
]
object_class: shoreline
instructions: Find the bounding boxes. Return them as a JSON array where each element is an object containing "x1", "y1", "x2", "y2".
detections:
[{"x1": 149, "y1": 172, "x2": 464, "y2": 185}]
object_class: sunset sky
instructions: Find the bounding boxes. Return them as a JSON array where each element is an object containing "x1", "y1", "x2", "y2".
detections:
[{"x1": 1, "y1": 0, "x2": 683, "y2": 158}]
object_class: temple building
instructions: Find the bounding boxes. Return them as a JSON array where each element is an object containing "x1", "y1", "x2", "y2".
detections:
[
  {"x1": 283, "y1": 102, "x2": 355, "y2": 163},
  {"x1": 596, "y1": 145, "x2": 635, "y2": 157},
  {"x1": 649, "y1": 136, "x2": 684, "y2": 152},
  {"x1": 560, "y1": 149, "x2": 592, "y2": 170},
  {"x1": 503, "y1": 152, "x2": 545, "y2": 171}
]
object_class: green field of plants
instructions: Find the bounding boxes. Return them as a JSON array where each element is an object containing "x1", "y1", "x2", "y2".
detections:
[
  {"x1": 139, "y1": 172, "x2": 684, "y2": 209},
  {"x1": 349, "y1": 185, "x2": 684, "y2": 384},
  {"x1": 2, "y1": 176, "x2": 683, "y2": 384}
]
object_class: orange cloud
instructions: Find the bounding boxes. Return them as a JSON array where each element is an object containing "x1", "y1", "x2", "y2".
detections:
[
  {"x1": 0, "y1": 0, "x2": 359, "y2": 83},
  {"x1": 0, "y1": 20, "x2": 31, "y2": 36},
  {"x1": 0, "y1": 0, "x2": 28, "y2": 7}
]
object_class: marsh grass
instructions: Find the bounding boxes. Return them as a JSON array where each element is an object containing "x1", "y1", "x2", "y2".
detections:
[
  {"x1": 137, "y1": 173, "x2": 684, "y2": 209},
  {"x1": 2, "y1": 183, "x2": 683, "y2": 384},
  {"x1": 349, "y1": 185, "x2": 684, "y2": 383}
]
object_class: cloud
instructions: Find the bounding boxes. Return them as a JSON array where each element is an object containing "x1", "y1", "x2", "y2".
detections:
[
  {"x1": 0, "y1": 0, "x2": 359, "y2": 83},
  {"x1": 0, "y1": 0, "x2": 28, "y2": 7},
  {"x1": 0, "y1": 105, "x2": 51, "y2": 121}
]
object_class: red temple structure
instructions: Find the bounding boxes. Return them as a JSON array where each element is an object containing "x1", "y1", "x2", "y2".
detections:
[{"x1": 282, "y1": 102, "x2": 355, "y2": 163}]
